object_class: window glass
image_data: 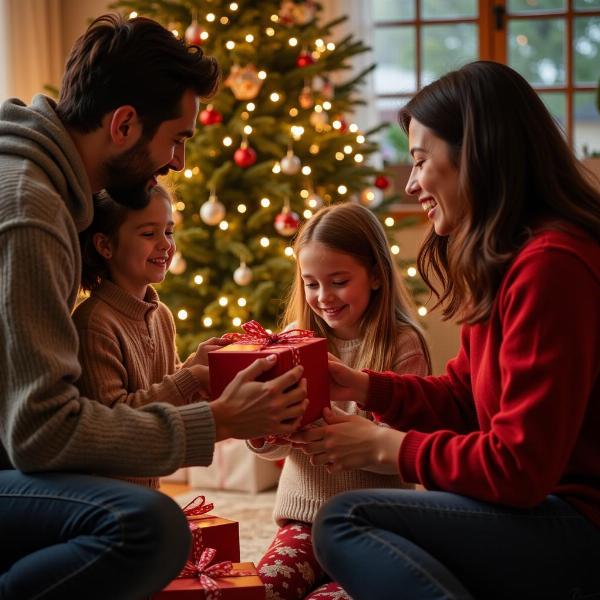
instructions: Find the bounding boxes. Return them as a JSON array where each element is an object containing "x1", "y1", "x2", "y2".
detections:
[
  {"x1": 422, "y1": 0, "x2": 477, "y2": 19},
  {"x1": 421, "y1": 23, "x2": 478, "y2": 86},
  {"x1": 374, "y1": 26, "x2": 417, "y2": 94},
  {"x1": 508, "y1": 18, "x2": 565, "y2": 85},
  {"x1": 574, "y1": 16, "x2": 600, "y2": 85},
  {"x1": 574, "y1": 91, "x2": 600, "y2": 157},
  {"x1": 373, "y1": 0, "x2": 415, "y2": 21}
]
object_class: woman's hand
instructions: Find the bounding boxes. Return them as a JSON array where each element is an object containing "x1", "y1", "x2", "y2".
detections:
[
  {"x1": 210, "y1": 355, "x2": 308, "y2": 441},
  {"x1": 329, "y1": 358, "x2": 369, "y2": 406},
  {"x1": 184, "y1": 337, "x2": 230, "y2": 368},
  {"x1": 188, "y1": 364, "x2": 210, "y2": 399},
  {"x1": 290, "y1": 407, "x2": 405, "y2": 475}
]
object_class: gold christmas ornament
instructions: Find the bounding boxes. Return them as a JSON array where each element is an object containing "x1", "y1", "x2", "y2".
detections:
[{"x1": 225, "y1": 64, "x2": 263, "y2": 100}]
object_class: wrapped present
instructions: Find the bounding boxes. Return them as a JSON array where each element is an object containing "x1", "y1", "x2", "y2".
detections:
[
  {"x1": 188, "y1": 439, "x2": 280, "y2": 493},
  {"x1": 208, "y1": 321, "x2": 330, "y2": 428},
  {"x1": 182, "y1": 496, "x2": 240, "y2": 563},
  {"x1": 153, "y1": 547, "x2": 264, "y2": 599}
]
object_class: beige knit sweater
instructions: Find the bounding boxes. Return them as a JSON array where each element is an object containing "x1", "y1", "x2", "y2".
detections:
[
  {"x1": 0, "y1": 95, "x2": 215, "y2": 474},
  {"x1": 72, "y1": 280, "x2": 205, "y2": 488},
  {"x1": 249, "y1": 329, "x2": 429, "y2": 525}
]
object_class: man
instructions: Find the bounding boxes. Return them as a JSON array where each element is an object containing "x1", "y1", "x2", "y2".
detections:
[{"x1": 0, "y1": 14, "x2": 306, "y2": 599}]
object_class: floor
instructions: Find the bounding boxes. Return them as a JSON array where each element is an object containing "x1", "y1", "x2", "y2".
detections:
[{"x1": 161, "y1": 483, "x2": 278, "y2": 564}]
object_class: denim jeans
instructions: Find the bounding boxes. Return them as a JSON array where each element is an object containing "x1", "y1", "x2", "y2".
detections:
[
  {"x1": 0, "y1": 470, "x2": 191, "y2": 599},
  {"x1": 313, "y1": 489, "x2": 600, "y2": 600}
]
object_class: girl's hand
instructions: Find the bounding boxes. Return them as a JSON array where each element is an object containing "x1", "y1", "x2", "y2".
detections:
[
  {"x1": 185, "y1": 337, "x2": 230, "y2": 368},
  {"x1": 329, "y1": 359, "x2": 369, "y2": 406},
  {"x1": 211, "y1": 355, "x2": 308, "y2": 441},
  {"x1": 290, "y1": 407, "x2": 405, "y2": 475}
]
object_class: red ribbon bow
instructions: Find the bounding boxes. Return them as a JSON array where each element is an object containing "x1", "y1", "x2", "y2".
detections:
[
  {"x1": 179, "y1": 547, "x2": 255, "y2": 600},
  {"x1": 182, "y1": 495, "x2": 214, "y2": 520},
  {"x1": 222, "y1": 320, "x2": 314, "y2": 348}
]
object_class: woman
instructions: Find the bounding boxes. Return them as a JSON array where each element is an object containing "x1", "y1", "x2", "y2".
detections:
[{"x1": 291, "y1": 61, "x2": 600, "y2": 599}]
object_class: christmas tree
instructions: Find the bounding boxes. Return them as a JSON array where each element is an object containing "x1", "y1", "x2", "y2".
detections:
[{"x1": 113, "y1": 0, "x2": 426, "y2": 355}]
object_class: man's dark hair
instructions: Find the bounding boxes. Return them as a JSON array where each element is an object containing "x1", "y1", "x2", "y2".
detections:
[{"x1": 57, "y1": 14, "x2": 220, "y2": 136}]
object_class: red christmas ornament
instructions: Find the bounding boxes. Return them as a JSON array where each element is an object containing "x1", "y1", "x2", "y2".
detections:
[
  {"x1": 374, "y1": 175, "x2": 391, "y2": 190},
  {"x1": 234, "y1": 143, "x2": 257, "y2": 168},
  {"x1": 274, "y1": 208, "x2": 301, "y2": 236},
  {"x1": 199, "y1": 105, "x2": 222, "y2": 126},
  {"x1": 185, "y1": 21, "x2": 206, "y2": 46},
  {"x1": 296, "y1": 51, "x2": 315, "y2": 68}
]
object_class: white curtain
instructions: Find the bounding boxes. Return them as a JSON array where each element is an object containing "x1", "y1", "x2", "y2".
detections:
[
  {"x1": 0, "y1": 0, "x2": 63, "y2": 103},
  {"x1": 320, "y1": 0, "x2": 377, "y2": 133}
]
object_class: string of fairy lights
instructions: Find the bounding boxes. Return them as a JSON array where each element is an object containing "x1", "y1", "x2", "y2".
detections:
[{"x1": 127, "y1": 3, "x2": 428, "y2": 329}]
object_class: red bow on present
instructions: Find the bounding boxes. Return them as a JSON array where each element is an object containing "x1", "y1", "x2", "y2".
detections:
[
  {"x1": 182, "y1": 495, "x2": 214, "y2": 520},
  {"x1": 179, "y1": 546, "x2": 255, "y2": 600},
  {"x1": 222, "y1": 320, "x2": 313, "y2": 348}
]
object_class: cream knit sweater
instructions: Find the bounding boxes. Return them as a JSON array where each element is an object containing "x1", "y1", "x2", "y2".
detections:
[
  {"x1": 72, "y1": 280, "x2": 205, "y2": 488},
  {"x1": 0, "y1": 95, "x2": 215, "y2": 474},
  {"x1": 249, "y1": 329, "x2": 429, "y2": 525}
]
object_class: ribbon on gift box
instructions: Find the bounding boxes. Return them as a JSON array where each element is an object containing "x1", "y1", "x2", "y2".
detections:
[
  {"x1": 179, "y1": 546, "x2": 255, "y2": 600},
  {"x1": 182, "y1": 495, "x2": 215, "y2": 520},
  {"x1": 222, "y1": 320, "x2": 313, "y2": 348}
]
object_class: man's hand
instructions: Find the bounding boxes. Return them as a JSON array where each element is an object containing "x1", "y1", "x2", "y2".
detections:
[
  {"x1": 210, "y1": 355, "x2": 308, "y2": 441},
  {"x1": 184, "y1": 337, "x2": 230, "y2": 368},
  {"x1": 290, "y1": 407, "x2": 405, "y2": 475},
  {"x1": 188, "y1": 364, "x2": 210, "y2": 399},
  {"x1": 329, "y1": 358, "x2": 369, "y2": 406}
]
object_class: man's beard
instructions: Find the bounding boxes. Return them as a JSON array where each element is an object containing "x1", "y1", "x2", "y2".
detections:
[{"x1": 103, "y1": 137, "x2": 164, "y2": 209}]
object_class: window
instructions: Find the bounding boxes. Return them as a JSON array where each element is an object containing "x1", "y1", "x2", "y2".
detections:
[{"x1": 372, "y1": 0, "x2": 600, "y2": 161}]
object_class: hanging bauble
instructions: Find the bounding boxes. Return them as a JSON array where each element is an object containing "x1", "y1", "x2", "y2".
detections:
[
  {"x1": 234, "y1": 142, "x2": 257, "y2": 168},
  {"x1": 374, "y1": 175, "x2": 391, "y2": 190},
  {"x1": 299, "y1": 86, "x2": 314, "y2": 109},
  {"x1": 280, "y1": 150, "x2": 301, "y2": 175},
  {"x1": 359, "y1": 187, "x2": 384, "y2": 208},
  {"x1": 169, "y1": 251, "x2": 187, "y2": 275},
  {"x1": 305, "y1": 191, "x2": 324, "y2": 210},
  {"x1": 200, "y1": 193, "x2": 226, "y2": 226},
  {"x1": 225, "y1": 64, "x2": 263, "y2": 100},
  {"x1": 274, "y1": 207, "x2": 301, "y2": 236},
  {"x1": 185, "y1": 21, "x2": 206, "y2": 45},
  {"x1": 199, "y1": 105, "x2": 222, "y2": 126},
  {"x1": 309, "y1": 110, "x2": 328, "y2": 129},
  {"x1": 279, "y1": 0, "x2": 316, "y2": 25},
  {"x1": 313, "y1": 75, "x2": 334, "y2": 100},
  {"x1": 333, "y1": 115, "x2": 348, "y2": 133},
  {"x1": 233, "y1": 262, "x2": 253, "y2": 286},
  {"x1": 296, "y1": 51, "x2": 315, "y2": 68}
]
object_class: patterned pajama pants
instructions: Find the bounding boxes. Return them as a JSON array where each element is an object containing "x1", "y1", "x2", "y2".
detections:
[{"x1": 257, "y1": 521, "x2": 351, "y2": 600}]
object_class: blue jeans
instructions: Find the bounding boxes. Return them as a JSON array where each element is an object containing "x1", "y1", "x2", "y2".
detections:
[
  {"x1": 0, "y1": 470, "x2": 191, "y2": 599},
  {"x1": 313, "y1": 489, "x2": 600, "y2": 600}
]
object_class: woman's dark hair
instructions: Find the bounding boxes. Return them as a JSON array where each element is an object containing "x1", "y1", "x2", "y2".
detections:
[
  {"x1": 57, "y1": 14, "x2": 220, "y2": 136},
  {"x1": 79, "y1": 185, "x2": 172, "y2": 292},
  {"x1": 399, "y1": 60, "x2": 600, "y2": 323}
]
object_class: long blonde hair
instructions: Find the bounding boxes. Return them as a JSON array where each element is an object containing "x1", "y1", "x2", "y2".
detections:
[{"x1": 282, "y1": 203, "x2": 431, "y2": 372}]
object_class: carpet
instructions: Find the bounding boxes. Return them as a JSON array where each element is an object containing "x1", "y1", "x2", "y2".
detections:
[{"x1": 175, "y1": 488, "x2": 278, "y2": 564}]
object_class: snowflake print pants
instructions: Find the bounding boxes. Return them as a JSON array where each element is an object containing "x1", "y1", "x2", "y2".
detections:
[{"x1": 257, "y1": 521, "x2": 351, "y2": 600}]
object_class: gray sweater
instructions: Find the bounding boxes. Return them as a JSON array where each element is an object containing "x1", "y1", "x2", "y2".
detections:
[{"x1": 0, "y1": 95, "x2": 215, "y2": 474}]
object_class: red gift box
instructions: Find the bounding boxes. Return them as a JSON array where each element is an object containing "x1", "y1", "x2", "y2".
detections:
[
  {"x1": 153, "y1": 560, "x2": 264, "y2": 599},
  {"x1": 208, "y1": 321, "x2": 330, "y2": 428},
  {"x1": 182, "y1": 497, "x2": 240, "y2": 563}
]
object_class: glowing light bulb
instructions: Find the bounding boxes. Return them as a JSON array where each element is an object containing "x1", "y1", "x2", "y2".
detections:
[
  {"x1": 177, "y1": 309, "x2": 188, "y2": 320},
  {"x1": 220, "y1": 16, "x2": 229, "y2": 24},
  {"x1": 284, "y1": 246, "x2": 294, "y2": 257},
  {"x1": 327, "y1": 42, "x2": 336, "y2": 51},
  {"x1": 270, "y1": 14, "x2": 279, "y2": 22},
  {"x1": 272, "y1": 162, "x2": 281, "y2": 173},
  {"x1": 322, "y1": 101, "x2": 332, "y2": 110},
  {"x1": 129, "y1": 11, "x2": 138, "y2": 19},
  {"x1": 309, "y1": 144, "x2": 320, "y2": 154},
  {"x1": 176, "y1": 201, "x2": 185, "y2": 211},
  {"x1": 245, "y1": 34, "x2": 254, "y2": 43},
  {"x1": 219, "y1": 220, "x2": 229, "y2": 231},
  {"x1": 354, "y1": 153, "x2": 364, "y2": 163},
  {"x1": 243, "y1": 125, "x2": 253, "y2": 135},
  {"x1": 219, "y1": 296, "x2": 229, "y2": 307},
  {"x1": 337, "y1": 185, "x2": 348, "y2": 194},
  {"x1": 303, "y1": 209, "x2": 313, "y2": 218},
  {"x1": 203, "y1": 316, "x2": 213, "y2": 327},
  {"x1": 266, "y1": 27, "x2": 275, "y2": 36},
  {"x1": 418, "y1": 306, "x2": 428, "y2": 317},
  {"x1": 258, "y1": 70, "x2": 267, "y2": 80},
  {"x1": 301, "y1": 166, "x2": 312, "y2": 175},
  {"x1": 260, "y1": 237, "x2": 270, "y2": 247},
  {"x1": 238, "y1": 297, "x2": 247, "y2": 307},
  {"x1": 270, "y1": 92, "x2": 280, "y2": 102},
  {"x1": 289, "y1": 107, "x2": 299, "y2": 117},
  {"x1": 385, "y1": 217, "x2": 395, "y2": 227},
  {"x1": 206, "y1": 13, "x2": 216, "y2": 22},
  {"x1": 237, "y1": 204, "x2": 247, "y2": 213},
  {"x1": 357, "y1": 135, "x2": 366, "y2": 144},
  {"x1": 246, "y1": 102, "x2": 256, "y2": 111},
  {"x1": 230, "y1": 2, "x2": 239, "y2": 11},
  {"x1": 200, "y1": 31, "x2": 209, "y2": 41},
  {"x1": 171, "y1": 29, "x2": 179, "y2": 37},
  {"x1": 223, "y1": 136, "x2": 233, "y2": 146},
  {"x1": 391, "y1": 245, "x2": 400, "y2": 255},
  {"x1": 335, "y1": 152, "x2": 344, "y2": 161},
  {"x1": 194, "y1": 275, "x2": 204, "y2": 285},
  {"x1": 407, "y1": 267, "x2": 417, "y2": 277},
  {"x1": 343, "y1": 145, "x2": 353, "y2": 154},
  {"x1": 289, "y1": 37, "x2": 298, "y2": 46},
  {"x1": 260, "y1": 197, "x2": 271, "y2": 208},
  {"x1": 184, "y1": 169, "x2": 193, "y2": 178},
  {"x1": 226, "y1": 40, "x2": 235, "y2": 50},
  {"x1": 300, "y1": 189, "x2": 309, "y2": 198},
  {"x1": 232, "y1": 317, "x2": 242, "y2": 327}
]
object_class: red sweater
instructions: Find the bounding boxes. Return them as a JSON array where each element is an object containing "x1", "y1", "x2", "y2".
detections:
[{"x1": 366, "y1": 226, "x2": 600, "y2": 528}]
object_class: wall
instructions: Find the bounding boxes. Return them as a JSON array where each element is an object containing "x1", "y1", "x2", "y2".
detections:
[{"x1": 60, "y1": 0, "x2": 112, "y2": 62}]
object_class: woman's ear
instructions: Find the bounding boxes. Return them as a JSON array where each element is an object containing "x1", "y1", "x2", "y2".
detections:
[{"x1": 92, "y1": 232, "x2": 113, "y2": 260}]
